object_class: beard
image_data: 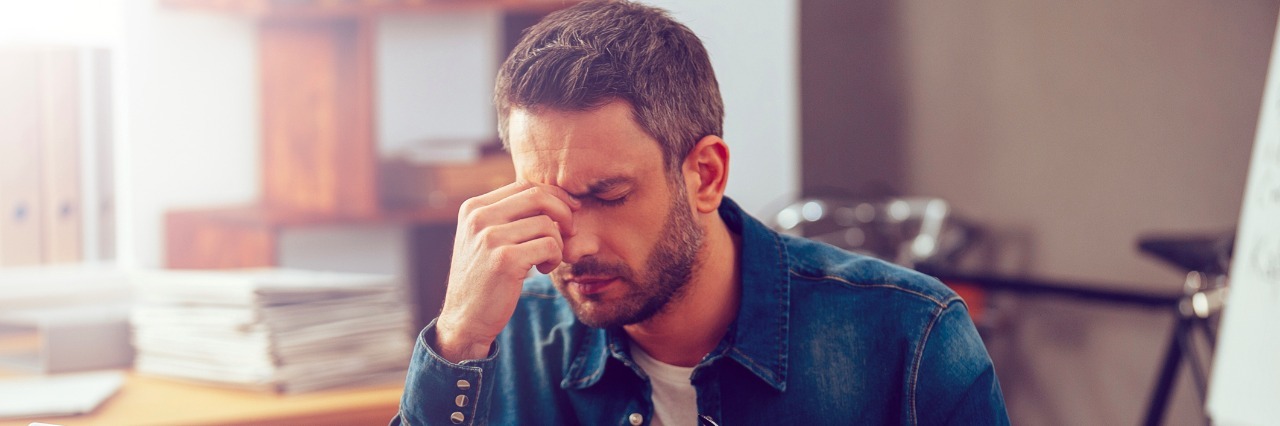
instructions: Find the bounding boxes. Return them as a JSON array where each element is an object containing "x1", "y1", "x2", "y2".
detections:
[{"x1": 551, "y1": 185, "x2": 704, "y2": 329}]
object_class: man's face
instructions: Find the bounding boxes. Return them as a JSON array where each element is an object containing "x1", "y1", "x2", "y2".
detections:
[{"x1": 508, "y1": 101, "x2": 704, "y2": 329}]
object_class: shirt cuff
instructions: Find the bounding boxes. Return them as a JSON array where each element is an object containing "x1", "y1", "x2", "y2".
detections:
[{"x1": 398, "y1": 318, "x2": 498, "y2": 426}]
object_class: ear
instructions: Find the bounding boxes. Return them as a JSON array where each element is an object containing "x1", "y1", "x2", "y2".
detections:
[{"x1": 682, "y1": 135, "x2": 730, "y2": 214}]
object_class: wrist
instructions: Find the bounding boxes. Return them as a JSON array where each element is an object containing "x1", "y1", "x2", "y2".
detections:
[{"x1": 433, "y1": 319, "x2": 493, "y2": 363}]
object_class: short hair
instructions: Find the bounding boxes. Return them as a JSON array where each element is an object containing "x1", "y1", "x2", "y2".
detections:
[{"x1": 495, "y1": 0, "x2": 724, "y2": 173}]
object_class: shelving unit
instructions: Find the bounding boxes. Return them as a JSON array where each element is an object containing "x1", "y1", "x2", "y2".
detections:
[
  {"x1": 161, "y1": 0, "x2": 576, "y2": 327},
  {"x1": 0, "y1": 48, "x2": 100, "y2": 266}
]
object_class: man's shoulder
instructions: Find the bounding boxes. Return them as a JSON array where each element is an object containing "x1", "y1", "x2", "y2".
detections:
[{"x1": 780, "y1": 233, "x2": 959, "y2": 308}]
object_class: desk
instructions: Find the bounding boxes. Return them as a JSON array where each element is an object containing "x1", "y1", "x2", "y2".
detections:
[{"x1": 0, "y1": 372, "x2": 403, "y2": 426}]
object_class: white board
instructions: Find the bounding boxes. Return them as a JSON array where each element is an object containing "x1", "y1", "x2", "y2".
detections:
[{"x1": 1206, "y1": 8, "x2": 1280, "y2": 425}]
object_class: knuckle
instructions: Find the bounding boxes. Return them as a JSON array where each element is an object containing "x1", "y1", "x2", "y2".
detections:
[
  {"x1": 492, "y1": 246, "x2": 514, "y2": 264},
  {"x1": 461, "y1": 215, "x2": 482, "y2": 235},
  {"x1": 466, "y1": 206, "x2": 493, "y2": 232},
  {"x1": 458, "y1": 195, "x2": 481, "y2": 216},
  {"x1": 459, "y1": 197, "x2": 482, "y2": 215},
  {"x1": 525, "y1": 185, "x2": 546, "y2": 200},
  {"x1": 543, "y1": 236, "x2": 562, "y2": 252},
  {"x1": 476, "y1": 228, "x2": 496, "y2": 248}
]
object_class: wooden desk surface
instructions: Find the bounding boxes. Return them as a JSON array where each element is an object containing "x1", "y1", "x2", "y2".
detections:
[{"x1": 0, "y1": 372, "x2": 403, "y2": 426}]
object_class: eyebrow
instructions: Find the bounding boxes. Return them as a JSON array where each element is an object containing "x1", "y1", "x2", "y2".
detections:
[{"x1": 567, "y1": 176, "x2": 635, "y2": 198}]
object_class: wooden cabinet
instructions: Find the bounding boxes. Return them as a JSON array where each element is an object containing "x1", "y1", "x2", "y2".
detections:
[
  {"x1": 0, "y1": 49, "x2": 83, "y2": 266},
  {"x1": 259, "y1": 18, "x2": 378, "y2": 216}
]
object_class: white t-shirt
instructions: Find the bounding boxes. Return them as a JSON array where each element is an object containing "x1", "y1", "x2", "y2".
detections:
[{"x1": 630, "y1": 344, "x2": 698, "y2": 426}]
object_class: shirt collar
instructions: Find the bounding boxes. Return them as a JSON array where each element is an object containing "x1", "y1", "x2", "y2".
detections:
[{"x1": 561, "y1": 196, "x2": 791, "y2": 392}]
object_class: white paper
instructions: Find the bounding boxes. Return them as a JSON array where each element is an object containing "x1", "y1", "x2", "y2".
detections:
[
  {"x1": 1206, "y1": 8, "x2": 1280, "y2": 425},
  {"x1": 0, "y1": 264, "x2": 130, "y2": 310},
  {"x1": 0, "y1": 371, "x2": 124, "y2": 419},
  {"x1": 130, "y1": 268, "x2": 413, "y2": 393}
]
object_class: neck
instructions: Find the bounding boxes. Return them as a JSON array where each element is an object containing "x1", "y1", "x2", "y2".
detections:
[{"x1": 625, "y1": 211, "x2": 741, "y2": 368}]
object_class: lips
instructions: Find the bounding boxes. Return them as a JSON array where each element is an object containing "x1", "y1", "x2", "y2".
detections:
[{"x1": 571, "y1": 277, "x2": 618, "y2": 296}]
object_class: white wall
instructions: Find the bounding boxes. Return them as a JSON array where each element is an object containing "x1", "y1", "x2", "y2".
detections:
[
  {"x1": 118, "y1": 0, "x2": 259, "y2": 268},
  {"x1": 893, "y1": 1, "x2": 1277, "y2": 423},
  {"x1": 377, "y1": 12, "x2": 501, "y2": 157},
  {"x1": 0, "y1": 0, "x2": 121, "y2": 46},
  {"x1": 642, "y1": 0, "x2": 801, "y2": 217},
  {"x1": 901, "y1": 0, "x2": 1271, "y2": 287}
]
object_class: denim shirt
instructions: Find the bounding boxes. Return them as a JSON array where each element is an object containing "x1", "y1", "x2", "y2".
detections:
[{"x1": 394, "y1": 198, "x2": 1009, "y2": 425}]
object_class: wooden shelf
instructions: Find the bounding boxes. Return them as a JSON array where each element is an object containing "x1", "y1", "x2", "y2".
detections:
[
  {"x1": 164, "y1": 203, "x2": 461, "y2": 267},
  {"x1": 169, "y1": 203, "x2": 462, "y2": 230}
]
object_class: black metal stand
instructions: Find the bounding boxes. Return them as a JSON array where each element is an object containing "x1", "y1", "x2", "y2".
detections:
[
  {"x1": 1137, "y1": 232, "x2": 1233, "y2": 426},
  {"x1": 1143, "y1": 310, "x2": 1217, "y2": 426}
]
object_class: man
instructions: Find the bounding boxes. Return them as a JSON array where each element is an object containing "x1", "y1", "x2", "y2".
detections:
[{"x1": 394, "y1": 1, "x2": 1009, "y2": 424}]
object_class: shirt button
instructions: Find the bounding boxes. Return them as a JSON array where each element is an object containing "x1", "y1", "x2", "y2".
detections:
[
  {"x1": 628, "y1": 412, "x2": 643, "y2": 425},
  {"x1": 455, "y1": 394, "x2": 469, "y2": 407},
  {"x1": 456, "y1": 379, "x2": 471, "y2": 391},
  {"x1": 450, "y1": 411, "x2": 465, "y2": 424}
]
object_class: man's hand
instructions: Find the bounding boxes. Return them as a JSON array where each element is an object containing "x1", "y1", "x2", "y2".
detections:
[{"x1": 433, "y1": 181, "x2": 580, "y2": 363}]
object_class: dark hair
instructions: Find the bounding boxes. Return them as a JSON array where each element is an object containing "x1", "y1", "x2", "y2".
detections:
[{"x1": 495, "y1": 0, "x2": 724, "y2": 172}]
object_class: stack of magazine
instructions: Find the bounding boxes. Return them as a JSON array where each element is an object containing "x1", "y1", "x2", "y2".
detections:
[{"x1": 130, "y1": 269, "x2": 414, "y2": 393}]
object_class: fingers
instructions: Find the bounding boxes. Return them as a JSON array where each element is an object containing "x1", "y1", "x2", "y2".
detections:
[
  {"x1": 530, "y1": 182, "x2": 581, "y2": 212},
  {"x1": 462, "y1": 181, "x2": 529, "y2": 211},
  {"x1": 482, "y1": 217, "x2": 566, "y2": 276},
  {"x1": 479, "y1": 215, "x2": 564, "y2": 256},
  {"x1": 464, "y1": 181, "x2": 580, "y2": 215},
  {"x1": 438, "y1": 181, "x2": 577, "y2": 362},
  {"x1": 466, "y1": 184, "x2": 579, "y2": 238},
  {"x1": 495, "y1": 236, "x2": 563, "y2": 276}
]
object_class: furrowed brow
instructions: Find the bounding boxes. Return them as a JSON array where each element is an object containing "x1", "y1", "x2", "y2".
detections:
[{"x1": 567, "y1": 176, "x2": 635, "y2": 198}]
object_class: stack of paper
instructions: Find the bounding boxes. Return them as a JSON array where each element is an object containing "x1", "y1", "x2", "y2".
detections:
[{"x1": 129, "y1": 269, "x2": 413, "y2": 393}]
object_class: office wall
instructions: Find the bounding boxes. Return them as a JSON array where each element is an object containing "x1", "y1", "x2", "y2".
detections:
[
  {"x1": 0, "y1": 0, "x2": 121, "y2": 45},
  {"x1": 643, "y1": 0, "x2": 800, "y2": 217},
  {"x1": 896, "y1": 4, "x2": 1274, "y2": 420},
  {"x1": 377, "y1": 12, "x2": 501, "y2": 155},
  {"x1": 119, "y1": 1, "x2": 259, "y2": 268},
  {"x1": 799, "y1": 0, "x2": 908, "y2": 199},
  {"x1": 801, "y1": 0, "x2": 1277, "y2": 423},
  {"x1": 901, "y1": 0, "x2": 1274, "y2": 288}
]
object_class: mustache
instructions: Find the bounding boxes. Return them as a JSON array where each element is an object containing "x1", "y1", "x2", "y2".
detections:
[{"x1": 555, "y1": 257, "x2": 632, "y2": 281}]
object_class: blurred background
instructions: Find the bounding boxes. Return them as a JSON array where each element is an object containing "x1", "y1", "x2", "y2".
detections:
[{"x1": 0, "y1": 0, "x2": 1275, "y2": 424}]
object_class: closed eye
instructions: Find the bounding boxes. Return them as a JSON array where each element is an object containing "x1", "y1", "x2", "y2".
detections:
[
  {"x1": 594, "y1": 194, "x2": 629, "y2": 207},
  {"x1": 567, "y1": 176, "x2": 636, "y2": 208}
]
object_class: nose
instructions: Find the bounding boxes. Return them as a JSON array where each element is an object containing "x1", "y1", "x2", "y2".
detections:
[{"x1": 561, "y1": 222, "x2": 599, "y2": 265}]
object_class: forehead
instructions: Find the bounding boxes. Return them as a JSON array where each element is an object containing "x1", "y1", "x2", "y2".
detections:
[{"x1": 507, "y1": 101, "x2": 665, "y2": 190}]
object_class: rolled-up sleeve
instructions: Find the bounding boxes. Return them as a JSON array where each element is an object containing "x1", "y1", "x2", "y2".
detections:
[{"x1": 394, "y1": 318, "x2": 499, "y2": 426}]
